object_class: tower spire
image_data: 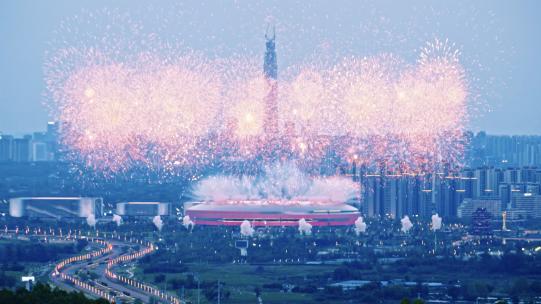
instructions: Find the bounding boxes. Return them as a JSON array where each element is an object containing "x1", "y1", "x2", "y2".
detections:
[
  {"x1": 263, "y1": 24, "x2": 279, "y2": 145},
  {"x1": 264, "y1": 24, "x2": 277, "y2": 80}
]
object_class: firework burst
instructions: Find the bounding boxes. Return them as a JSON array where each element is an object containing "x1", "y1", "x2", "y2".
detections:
[{"x1": 44, "y1": 12, "x2": 469, "y2": 178}]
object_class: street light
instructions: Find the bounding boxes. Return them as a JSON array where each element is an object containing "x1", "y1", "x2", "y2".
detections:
[{"x1": 187, "y1": 272, "x2": 201, "y2": 304}]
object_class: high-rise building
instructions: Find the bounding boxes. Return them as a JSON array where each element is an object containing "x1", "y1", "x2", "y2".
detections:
[
  {"x1": 362, "y1": 173, "x2": 385, "y2": 217},
  {"x1": 357, "y1": 166, "x2": 540, "y2": 220},
  {"x1": 46, "y1": 121, "x2": 60, "y2": 160},
  {"x1": 12, "y1": 135, "x2": 31, "y2": 162},
  {"x1": 469, "y1": 133, "x2": 541, "y2": 167},
  {"x1": 0, "y1": 134, "x2": 13, "y2": 161},
  {"x1": 0, "y1": 122, "x2": 60, "y2": 162},
  {"x1": 434, "y1": 175, "x2": 460, "y2": 218},
  {"x1": 362, "y1": 173, "x2": 432, "y2": 219}
]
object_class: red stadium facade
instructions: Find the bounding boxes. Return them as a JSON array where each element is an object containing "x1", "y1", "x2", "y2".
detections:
[{"x1": 185, "y1": 200, "x2": 360, "y2": 227}]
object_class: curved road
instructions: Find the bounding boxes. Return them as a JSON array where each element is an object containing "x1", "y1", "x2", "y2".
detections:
[{"x1": 1, "y1": 229, "x2": 181, "y2": 304}]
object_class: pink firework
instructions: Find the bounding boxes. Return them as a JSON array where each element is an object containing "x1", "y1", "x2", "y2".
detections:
[
  {"x1": 45, "y1": 18, "x2": 468, "y2": 176},
  {"x1": 47, "y1": 49, "x2": 223, "y2": 172}
]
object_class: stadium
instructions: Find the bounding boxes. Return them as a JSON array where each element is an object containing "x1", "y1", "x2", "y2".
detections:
[{"x1": 184, "y1": 200, "x2": 360, "y2": 227}]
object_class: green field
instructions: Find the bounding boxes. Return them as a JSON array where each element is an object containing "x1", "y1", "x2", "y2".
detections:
[{"x1": 135, "y1": 263, "x2": 341, "y2": 303}]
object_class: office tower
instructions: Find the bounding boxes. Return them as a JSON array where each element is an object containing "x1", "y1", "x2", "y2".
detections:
[
  {"x1": 12, "y1": 135, "x2": 31, "y2": 162},
  {"x1": 0, "y1": 134, "x2": 13, "y2": 161}
]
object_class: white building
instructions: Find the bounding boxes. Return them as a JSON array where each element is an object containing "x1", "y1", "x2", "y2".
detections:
[{"x1": 457, "y1": 198, "x2": 501, "y2": 218}]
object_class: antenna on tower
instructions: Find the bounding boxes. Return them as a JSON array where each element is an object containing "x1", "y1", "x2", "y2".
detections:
[{"x1": 265, "y1": 23, "x2": 275, "y2": 41}]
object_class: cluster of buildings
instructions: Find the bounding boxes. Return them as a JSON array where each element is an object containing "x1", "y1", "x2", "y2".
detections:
[
  {"x1": 6, "y1": 196, "x2": 361, "y2": 227},
  {"x1": 0, "y1": 122, "x2": 59, "y2": 162},
  {"x1": 468, "y1": 132, "x2": 541, "y2": 168},
  {"x1": 3, "y1": 165, "x2": 541, "y2": 228},
  {"x1": 357, "y1": 166, "x2": 541, "y2": 221},
  {"x1": 351, "y1": 132, "x2": 541, "y2": 221}
]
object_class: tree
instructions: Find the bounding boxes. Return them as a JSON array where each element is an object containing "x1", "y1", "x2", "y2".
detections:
[
  {"x1": 447, "y1": 285, "x2": 460, "y2": 301},
  {"x1": 204, "y1": 282, "x2": 230, "y2": 303},
  {"x1": 154, "y1": 274, "x2": 166, "y2": 284},
  {"x1": 510, "y1": 278, "x2": 528, "y2": 301},
  {"x1": 0, "y1": 282, "x2": 109, "y2": 304}
]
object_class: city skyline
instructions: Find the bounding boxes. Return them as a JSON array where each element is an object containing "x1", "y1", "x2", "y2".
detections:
[{"x1": 1, "y1": 0, "x2": 540, "y2": 135}]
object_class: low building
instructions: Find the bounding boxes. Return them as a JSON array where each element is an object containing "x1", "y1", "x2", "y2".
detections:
[
  {"x1": 457, "y1": 198, "x2": 501, "y2": 218},
  {"x1": 9, "y1": 197, "x2": 103, "y2": 219},
  {"x1": 329, "y1": 280, "x2": 372, "y2": 291},
  {"x1": 116, "y1": 202, "x2": 171, "y2": 217},
  {"x1": 509, "y1": 192, "x2": 541, "y2": 219},
  {"x1": 469, "y1": 208, "x2": 493, "y2": 237}
]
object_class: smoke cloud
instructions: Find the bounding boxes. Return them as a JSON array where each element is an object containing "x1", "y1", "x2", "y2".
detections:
[
  {"x1": 354, "y1": 216, "x2": 367, "y2": 235},
  {"x1": 240, "y1": 220, "x2": 255, "y2": 237},
  {"x1": 298, "y1": 218, "x2": 313, "y2": 236},
  {"x1": 193, "y1": 162, "x2": 358, "y2": 203},
  {"x1": 112, "y1": 214, "x2": 122, "y2": 226},
  {"x1": 400, "y1": 215, "x2": 413, "y2": 233},
  {"x1": 182, "y1": 215, "x2": 195, "y2": 230},
  {"x1": 153, "y1": 215, "x2": 164, "y2": 231},
  {"x1": 86, "y1": 214, "x2": 96, "y2": 228},
  {"x1": 431, "y1": 213, "x2": 442, "y2": 231}
]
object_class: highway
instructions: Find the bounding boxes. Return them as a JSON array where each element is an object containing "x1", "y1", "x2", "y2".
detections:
[{"x1": 1, "y1": 229, "x2": 181, "y2": 304}]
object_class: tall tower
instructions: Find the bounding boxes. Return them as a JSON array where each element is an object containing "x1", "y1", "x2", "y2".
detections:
[
  {"x1": 263, "y1": 25, "x2": 278, "y2": 138},
  {"x1": 264, "y1": 26, "x2": 277, "y2": 80}
]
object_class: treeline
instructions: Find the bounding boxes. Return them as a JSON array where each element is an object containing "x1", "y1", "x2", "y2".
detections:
[
  {"x1": 388, "y1": 251, "x2": 541, "y2": 277},
  {"x1": 0, "y1": 271, "x2": 17, "y2": 289},
  {"x1": 0, "y1": 240, "x2": 87, "y2": 263},
  {"x1": 315, "y1": 282, "x2": 427, "y2": 303},
  {"x1": 155, "y1": 227, "x2": 370, "y2": 264},
  {"x1": 138, "y1": 250, "x2": 189, "y2": 273},
  {"x1": 0, "y1": 283, "x2": 109, "y2": 304}
]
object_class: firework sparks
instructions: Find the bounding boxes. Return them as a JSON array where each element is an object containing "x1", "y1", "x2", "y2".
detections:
[{"x1": 45, "y1": 13, "x2": 469, "y2": 177}]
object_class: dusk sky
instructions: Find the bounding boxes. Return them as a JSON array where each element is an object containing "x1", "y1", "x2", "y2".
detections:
[{"x1": 1, "y1": 0, "x2": 540, "y2": 136}]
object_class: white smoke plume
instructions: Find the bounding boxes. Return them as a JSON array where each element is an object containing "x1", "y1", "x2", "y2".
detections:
[
  {"x1": 112, "y1": 214, "x2": 122, "y2": 226},
  {"x1": 86, "y1": 214, "x2": 96, "y2": 228},
  {"x1": 193, "y1": 162, "x2": 358, "y2": 203},
  {"x1": 302, "y1": 176, "x2": 358, "y2": 202},
  {"x1": 182, "y1": 215, "x2": 195, "y2": 230},
  {"x1": 431, "y1": 213, "x2": 442, "y2": 231},
  {"x1": 354, "y1": 216, "x2": 367, "y2": 235},
  {"x1": 400, "y1": 215, "x2": 413, "y2": 233},
  {"x1": 193, "y1": 175, "x2": 259, "y2": 201},
  {"x1": 152, "y1": 215, "x2": 164, "y2": 231},
  {"x1": 298, "y1": 218, "x2": 313, "y2": 236},
  {"x1": 240, "y1": 220, "x2": 255, "y2": 237}
]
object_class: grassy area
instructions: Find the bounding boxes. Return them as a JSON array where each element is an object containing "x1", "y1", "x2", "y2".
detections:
[
  {"x1": 133, "y1": 259, "x2": 541, "y2": 303},
  {"x1": 137, "y1": 263, "x2": 336, "y2": 285},
  {"x1": 179, "y1": 288, "x2": 315, "y2": 304},
  {"x1": 134, "y1": 263, "x2": 339, "y2": 303}
]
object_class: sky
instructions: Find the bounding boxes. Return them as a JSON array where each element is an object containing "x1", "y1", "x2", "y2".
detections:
[{"x1": 0, "y1": 0, "x2": 540, "y2": 136}]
